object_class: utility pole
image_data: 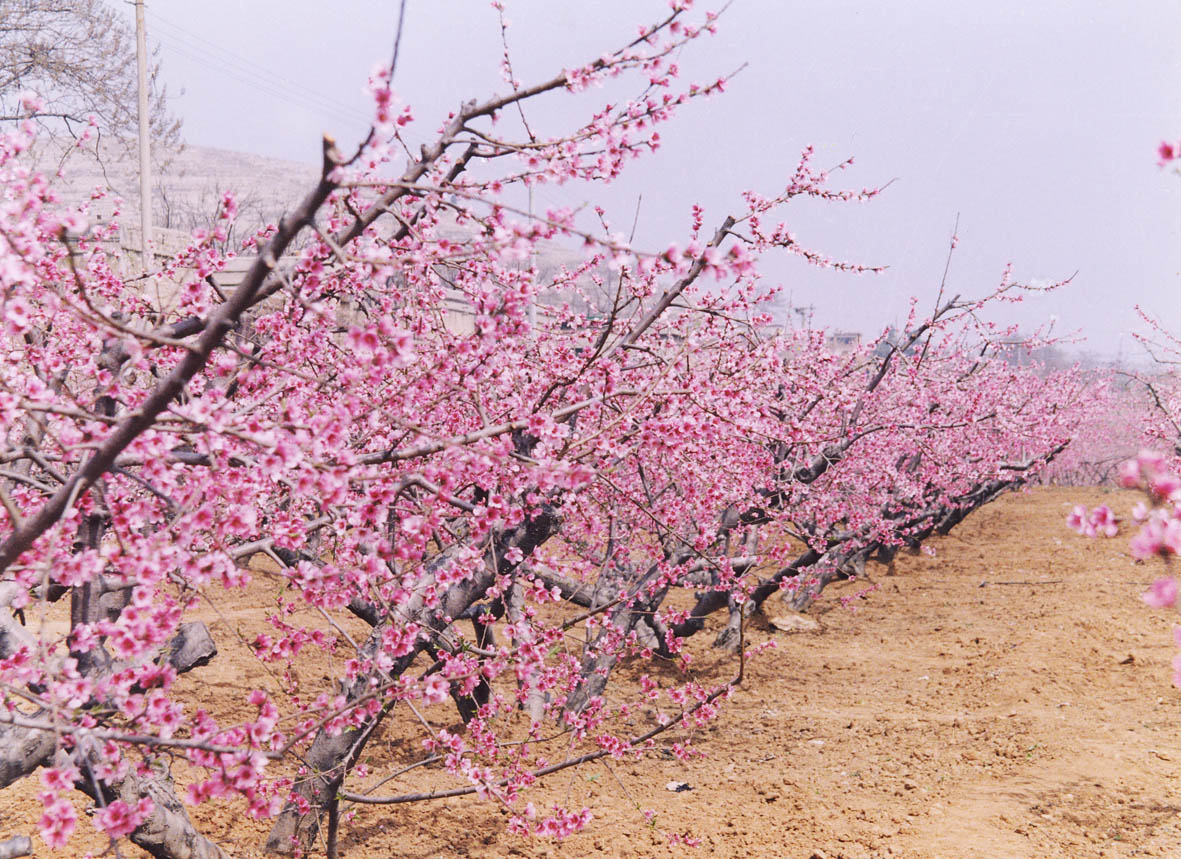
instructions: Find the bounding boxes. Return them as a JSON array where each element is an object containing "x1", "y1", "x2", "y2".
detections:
[{"x1": 134, "y1": 0, "x2": 152, "y2": 277}]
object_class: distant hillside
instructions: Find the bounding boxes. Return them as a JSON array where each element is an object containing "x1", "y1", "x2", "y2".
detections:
[
  {"x1": 32, "y1": 138, "x2": 319, "y2": 235},
  {"x1": 27, "y1": 137, "x2": 668, "y2": 330}
]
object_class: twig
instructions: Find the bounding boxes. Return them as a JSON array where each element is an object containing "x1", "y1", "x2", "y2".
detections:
[
  {"x1": 339, "y1": 673, "x2": 740, "y2": 805},
  {"x1": 978, "y1": 580, "x2": 1065, "y2": 587}
]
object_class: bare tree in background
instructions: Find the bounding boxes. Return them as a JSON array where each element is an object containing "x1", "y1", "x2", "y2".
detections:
[{"x1": 0, "y1": 0, "x2": 180, "y2": 155}]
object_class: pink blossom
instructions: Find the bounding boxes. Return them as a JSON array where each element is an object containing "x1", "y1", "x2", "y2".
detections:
[
  {"x1": 18, "y1": 91, "x2": 44, "y2": 112},
  {"x1": 3, "y1": 296, "x2": 31, "y2": 335},
  {"x1": 219, "y1": 191, "x2": 239, "y2": 221},
  {"x1": 422, "y1": 673, "x2": 450, "y2": 704},
  {"x1": 1164, "y1": 519, "x2": 1181, "y2": 555},
  {"x1": 388, "y1": 329, "x2": 414, "y2": 364},
  {"x1": 40, "y1": 766, "x2": 78, "y2": 793},
  {"x1": 1150, "y1": 471, "x2": 1181, "y2": 502},
  {"x1": 1137, "y1": 449, "x2": 1167, "y2": 474},
  {"x1": 94, "y1": 797, "x2": 152, "y2": 839},
  {"x1": 57, "y1": 211, "x2": 88, "y2": 234},
  {"x1": 38, "y1": 796, "x2": 76, "y2": 849},
  {"x1": 1131, "y1": 519, "x2": 1167, "y2": 560},
  {"x1": 1143, "y1": 577, "x2": 1178, "y2": 609},
  {"x1": 68, "y1": 623, "x2": 99, "y2": 653},
  {"x1": 1087, "y1": 505, "x2": 1119, "y2": 538}
]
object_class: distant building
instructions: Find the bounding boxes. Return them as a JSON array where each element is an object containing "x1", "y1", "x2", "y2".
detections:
[{"x1": 825, "y1": 330, "x2": 861, "y2": 354}]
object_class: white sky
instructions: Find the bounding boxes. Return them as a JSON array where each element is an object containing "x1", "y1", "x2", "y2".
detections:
[{"x1": 138, "y1": 0, "x2": 1180, "y2": 360}]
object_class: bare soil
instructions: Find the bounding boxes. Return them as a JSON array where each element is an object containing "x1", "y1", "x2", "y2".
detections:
[{"x1": 5, "y1": 486, "x2": 1181, "y2": 858}]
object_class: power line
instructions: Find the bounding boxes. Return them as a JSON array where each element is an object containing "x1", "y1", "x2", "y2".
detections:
[
  {"x1": 150, "y1": 13, "x2": 372, "y2": 121},
  {"x1": 155, "y1": 34, "x2": 370, "y2": 128},
  {"x1": 148, "y1": 16, "x2": 371, "y2": 127}
]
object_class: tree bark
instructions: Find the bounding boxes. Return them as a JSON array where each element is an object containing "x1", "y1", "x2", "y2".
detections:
[
  {"x1": 0, "y1": 716, "x2": 57, "y2": 789},
  {"x1": 76, "y1": 760, "x2": 230, "y2": 859},
  {"x1": 0, "y1": 835, "x2": 31, "y2": 859}
]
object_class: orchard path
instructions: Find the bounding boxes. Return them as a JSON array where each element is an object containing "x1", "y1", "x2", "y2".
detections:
[
  {"x1": 350, "y1": 486, "x2": 1181, "y2": 859},
  {"x1": 7, "y1": 486, "x2": 1181, "y2": 858}
]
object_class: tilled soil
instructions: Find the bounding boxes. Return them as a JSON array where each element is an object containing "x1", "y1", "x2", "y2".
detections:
[{"x1": 4, "y1": 486, "x2": 1181, "y2": 858}]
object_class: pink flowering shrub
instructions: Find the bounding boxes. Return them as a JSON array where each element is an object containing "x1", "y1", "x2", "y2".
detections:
[{"x1": 0, "y1": 5, "x2": 1096, "y2": 856}]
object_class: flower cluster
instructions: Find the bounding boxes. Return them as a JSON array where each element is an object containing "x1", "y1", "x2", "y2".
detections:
[{"x1": 1066, "y1": 504, "x2": 1119, "y2": 538}]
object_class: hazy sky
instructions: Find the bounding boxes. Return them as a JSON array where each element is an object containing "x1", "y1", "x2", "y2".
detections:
[{"x1": 139, "y1": 0, "x2": 1180, "y2": 360}]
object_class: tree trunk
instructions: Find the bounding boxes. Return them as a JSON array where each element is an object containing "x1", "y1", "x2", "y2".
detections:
[
  {"x1": 0, "y1": 835, "x2": 31, "y2": 859},
  {"x1": 265, "y1": 508, "x2": 559, "y2": 854},
  {"x1": 77, "y1": 761, "x2": 230, "y2": 859}
]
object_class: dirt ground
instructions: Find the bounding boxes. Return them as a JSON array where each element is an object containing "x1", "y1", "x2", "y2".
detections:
[{"x1": 5, "y1": 485, "x2": 1181, "y2": 858}]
